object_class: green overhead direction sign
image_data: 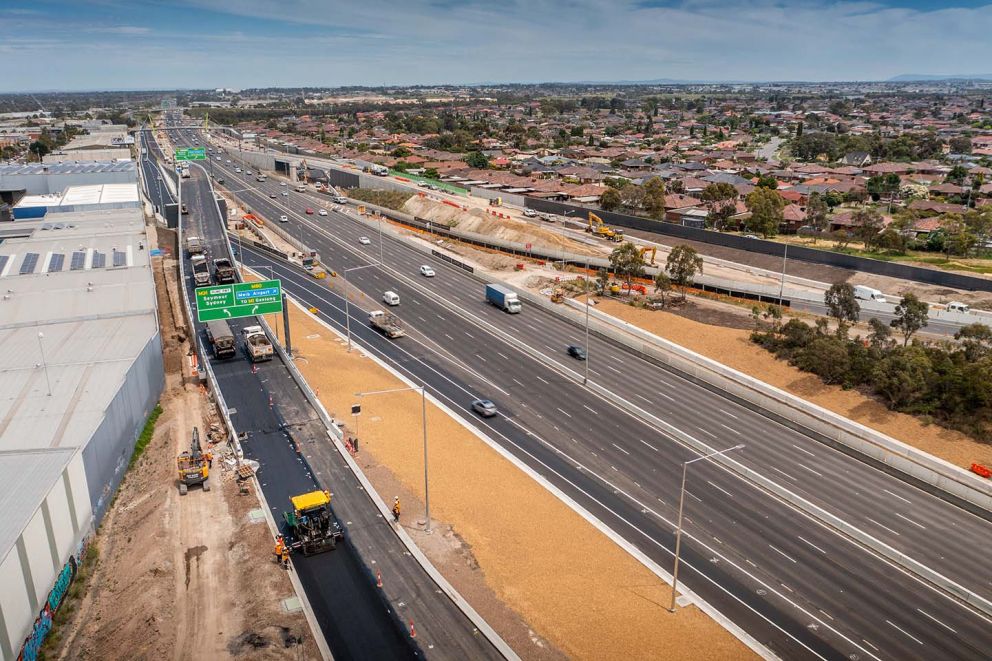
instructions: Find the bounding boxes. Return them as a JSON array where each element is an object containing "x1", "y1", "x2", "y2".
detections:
[
  {"x1": 195, "y1": 279, "x2": 283, "y2": 322},
  {"x1": 175, "y1": 147, "x2": 206, "y2": 161}
]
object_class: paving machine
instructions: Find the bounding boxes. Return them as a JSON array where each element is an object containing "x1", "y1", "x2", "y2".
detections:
[
  {"x1": 177, "y1": 427, "x2": 210, "y2": 495},
  {"x1": 283, "y1": 490, "x2": 343, "y2": 555}
]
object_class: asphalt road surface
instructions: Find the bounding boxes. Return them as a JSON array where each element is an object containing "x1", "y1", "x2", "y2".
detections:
[
  {"x1": 152, "y1": 125, "x2": 506, "y2": 661},
  {"x1": 171, "y1": 127, "x2": 992, "y2": 660}
]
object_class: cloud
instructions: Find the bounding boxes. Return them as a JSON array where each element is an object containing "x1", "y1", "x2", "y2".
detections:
[{"x1": 88, "y1": 25, "x2": 152, "y2": 35}]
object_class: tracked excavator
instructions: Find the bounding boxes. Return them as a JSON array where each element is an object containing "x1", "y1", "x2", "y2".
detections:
[{"x1": 177, "y1": 427, "x2": 210, "y2": 495}]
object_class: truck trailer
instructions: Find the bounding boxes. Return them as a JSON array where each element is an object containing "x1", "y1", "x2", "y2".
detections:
[
  {"x1": 485, "y1": 283, "x2": 522, "y2": 313},
  {"x1": 368, "y1": 310, "x2": 405, "y2": 338},
  {"x1": 205, "y1": 320, "x2": 236, "y2": 359}
]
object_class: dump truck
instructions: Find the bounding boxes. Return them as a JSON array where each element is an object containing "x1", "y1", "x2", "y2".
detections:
[
  {"x1": 213, "y1": 257, "x2": 236, "y2": 284},
  {"x1": 190, "y1": 254, "x2": 211, "y2": 286},
  {"x1": 205, "y1": 319, "x2": 236, "y2": 359},
  {"x1": 486, "y1": 283, "x2": 522, "y2": 314},
  {"x1": 283, "y1": 490, "x2": 343, "y2": 555},
  {"x1": 185, "y1": 235, "x2": 204, "y2": 256},
  {"x1": 242, "y1": 325, "x2": 274, "y2": 362},
  {"x1": 177, "y1": 427, "x2": 210, "y2": 495},
  {"x1": 369, "y1": 310, "x2": 405, "y2": 338}
]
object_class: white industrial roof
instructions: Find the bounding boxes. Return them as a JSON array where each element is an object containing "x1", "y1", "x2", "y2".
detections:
[
  {"x1": 0, "y1": 449, "x2": 76, "y2": 565},
  {"x1": 14, "y1": 183, "x2": 139, "y2": 209}
]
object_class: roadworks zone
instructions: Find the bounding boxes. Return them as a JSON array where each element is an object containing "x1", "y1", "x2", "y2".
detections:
[{"x1": 281, "y1": 292, "x2": 756, "y2": 660}]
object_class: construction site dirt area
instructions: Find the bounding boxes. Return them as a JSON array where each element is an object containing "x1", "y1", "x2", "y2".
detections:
[
  {"x1": 282, "y1": 297, "x2": 755, "y2": 660},
  {"x1": 592, "y1": 297, "x2": 992, "y2": 469},
  {"x1": 51, "y1": 239, "x2": 317, "y2": 660}
]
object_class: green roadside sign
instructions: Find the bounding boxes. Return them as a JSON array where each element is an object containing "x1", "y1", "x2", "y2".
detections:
[
  {"x1": 175, "y1": 147, "x2": 206, "y2": 161},
  {"x1": 195, "y1": 279, "x2": 283, "y2": 322}
]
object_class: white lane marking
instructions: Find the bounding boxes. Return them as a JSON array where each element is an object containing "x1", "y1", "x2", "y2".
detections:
[
  {"x1": 512, "y1": 378, "x2": 525, "y2": 387},
  {"x1": 719, "y1": 423, "x2": 741, "y2": 436},
  {"x1": 797, "y1": 463, "x2": 823, "y2": 478},
  {"x1": 771, "y1": 466, "x2": 797, "y2": 482},
  {"x1": 706, "y1": 480, "x2": 734, "y2": 499},
  {"x1": 634, "y1": 393, "x2": 653, "y2": 405},
  {"x1": 719, "y1": 409, "x2": 739, "y2": 420},
  {"x1": 792, "y1": 444, "x2": 817, "y2": 458},
  {"x1": 638, "y1": 439, "x2": 658, "y2": 452},
  {"x1": 768, "y1": 545, "x2": 797, "y2": 564},
  {"x1": 895, "y1": 512, "x2": 927, "y2": 530},
  {"x1": 465, "y1": 331, "x2": 475, "y2": 339},
  {"x1": 883, "y1": 489, "x2": 912, "y2": 505},
  {"x1": 606, "y1": 365, "x2": 623, "y2": 374},
  {"x1": 475, "y1": 354, "x2": 487, "y2": 362},
  {"x1": 444, "y1": 333, "x2": 454, "y2": 341},
  {"x1": 798, "y1": 536, "x2": 827, "y2": 554},
  {"x1": 916, "y1": 608, "x2": 956, "y2": 633},
  {"x1": 418, "y1": 315, "x2": 427, "y2": 322},
  {"x1": 885, "y1": 620, "x2": 924, "y2": 645},
  {"x1": 861, "y1": 639, "x2": 879, "y2": 652},
  {"x1": 583, "y1": 404, "x2": 598, "y2": 415},
  {"x1": 436, "y1": 314, "x2": 445, "y2": 320},
  {"x1": 611, "y1": 443, "x2": 630, "y2": 456},
  {"x1": 496, "y1": 351, "x2": 510, "y2": 361},
  {"x1": 657, "y1": 392, "x2": 675, "y2": 401},
  {"x1": 698, "y1": 427, "x2": 718, "y2": 439},
  {"x1": 535, "y1": 375, "x2": 550, "y2": 385},
  {"x1": 818, "y1": 609, "x2": 833, "y2": 621},
  {"x1": 556, "y1": 407, "x2": 572, "y2": 418},
  {"x1": 865, "y1": 517, "x2": 900, "y2": 537},
  {"x1": 684, "y1": 490, "x2": 702, "y2": 502}
]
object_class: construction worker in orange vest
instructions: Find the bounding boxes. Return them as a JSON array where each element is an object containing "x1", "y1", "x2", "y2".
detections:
[
  {"x1": 281, "y1": 545, "x2": 291, "y2": 569},
  {"x1": 392, "y1": 497, "x2": 401, "y2": 523},
  {"x1": 274, "y1": 535, "x2": 285, "y2": 564}
]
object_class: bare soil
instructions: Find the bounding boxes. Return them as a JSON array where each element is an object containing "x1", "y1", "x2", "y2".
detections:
[
  {"x1": 284, "y1": 297, "x2": 755, "y2": 661},
  {"x1": 594, "y1": 297, "x2": 992, "y2": 469},
  {"x1": 52, "y1": 228, "x2": 318, "y2": 661}
]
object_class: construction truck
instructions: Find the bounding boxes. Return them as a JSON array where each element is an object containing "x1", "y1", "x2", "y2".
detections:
[
  {"x1": 213, "y1": 257, "x2": 236, "y2": 284},
  {"x1": 185, "y1": 235, "x2": 204, "y2": 257},
  {"x1": 587, "y1": 212, "x2": 624, "y2": 242},
  {"x1": 176, "y1": 427, "x2": 210, "y2": 495},
  {"x1": 283, "y1": 490, "x2": 343, "y2": 555},
  {"x1": 639, "y1": 246, "x2": 657, "y2": 265},
  {"x1": 190, "y1": 254, "x2": 211, "y2": 286},
  {"x1": 242, "y1": 325, "x2": 274, "y2": 362},
  {"x1": 369, "y1": 310, "x2": 405, "y2": 338}
]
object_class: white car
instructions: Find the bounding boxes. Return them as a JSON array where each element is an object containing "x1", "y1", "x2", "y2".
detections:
[
  {"x1": 281, "y1": 191, "x2": 289, "y2": 196},
  {"x1": 420, "y1": 265, "x2": 435, "y2": 277},
  {"x1": 235, "y1": 167, "x2": 242, "y2": 173},
  {"x1": 226, "y1": 159, "x2": 231, "y2": 163},
  {"x1": 279, "y1": 215, "x2": 288, "y2": 223},
  {"x1": 280, "y1": 182, "x2": 287, "y2": 186},
  {"x1": 359, "y1": 236, "x2": 371, "y2": 245},
  {"x1": 523, "y1": 208, "x2": 537, "y2": 217},
  {"x1": 318, "y1": 209, "x2": 328, "y2": 216}
]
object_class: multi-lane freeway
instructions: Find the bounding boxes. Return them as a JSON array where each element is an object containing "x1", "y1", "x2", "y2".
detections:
[
  {"x1": 166, "y1": 124, "x2": 992, "y2": 660},
  {"x1": 143, "y1": 124, "x2": 507, "y2": 660}
]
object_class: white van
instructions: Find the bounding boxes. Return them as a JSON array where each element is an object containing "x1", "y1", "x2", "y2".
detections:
[
  {"x1": 382, "y1": 291, "x2": 400, "y2": 306},
  {"x1": 853, "y1": 285, "x2": 886, "y2": 303},
  {"x1": 946, "y1": 301, "x2": 970, "y2": 314}
]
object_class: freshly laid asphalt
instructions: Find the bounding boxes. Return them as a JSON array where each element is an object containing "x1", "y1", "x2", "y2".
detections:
[
  {"x1": 178, "y1": 133, "x2": 992, "y2": 661},
  {"x1": 147, "y1": 126, "x2": 505, "y2": 661}
]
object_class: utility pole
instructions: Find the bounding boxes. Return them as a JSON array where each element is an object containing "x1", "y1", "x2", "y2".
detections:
[{"x1": 778, "y1": 242, "x2": 788, "y2": 306}]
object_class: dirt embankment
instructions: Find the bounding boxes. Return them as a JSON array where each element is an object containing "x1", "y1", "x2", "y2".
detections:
[
  {"x1": 283, "y1": 296, "x2": 755, "y2": 661},
  {"x1": 52, "y1": 227, "x2": 317, "y2": 660},
  {"x1": 594, "y1": 297, "x2": 992, "y2": 469}
]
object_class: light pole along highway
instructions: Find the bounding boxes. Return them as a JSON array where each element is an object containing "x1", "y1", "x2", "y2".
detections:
[
  {"x1": 343, "y1": 263, "x2": 378, "y2": 352},
  {"x1": 356, "y1": 386, "x2": 432, "y2": 533},
  {"x1": 670, "y1": 443, "x2": 745, "y2": 613}
]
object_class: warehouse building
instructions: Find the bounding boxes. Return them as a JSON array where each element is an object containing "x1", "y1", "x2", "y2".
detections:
[
  {"x1": 0, "y1": 161, "x2": 137, "y2": 197},
  {"x1": 0, "y1": 207, "x2": 163, "y2": 659}
]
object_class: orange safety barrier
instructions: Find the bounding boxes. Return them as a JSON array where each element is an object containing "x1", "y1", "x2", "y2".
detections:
[
  {"x1": 971, "y1": 463, "x2": 991, "y2": 479},
  {"x1": 395, "y1": 177, "x2": 410, "y2": 182},
  {"x1": 442, "y1": 200, "x2": 461, "y2": 209}
]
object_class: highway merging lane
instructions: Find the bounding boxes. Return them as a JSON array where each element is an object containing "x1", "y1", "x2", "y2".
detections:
[
  {"x1": 146, "y1": 126, "x2": 506, "y2": 661},
  {"x1": 179, "y1": 129, "x2": 992, "y2": 660}
]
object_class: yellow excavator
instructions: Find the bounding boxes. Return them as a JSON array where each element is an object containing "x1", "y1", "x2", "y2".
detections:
[
  {"x1": 639, "y1": 246, "x2": 657, "y2": 265},
  {"x1": 177, "y1": 427, "x2": 210, "y2": 495},
  {"x1": 587, "y1": 212, "x2": 624, "y2": 242}
]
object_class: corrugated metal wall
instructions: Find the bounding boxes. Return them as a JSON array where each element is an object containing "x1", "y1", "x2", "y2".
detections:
[{"x1": 81, "y1": 331, "x2": 164, "y2": 524}]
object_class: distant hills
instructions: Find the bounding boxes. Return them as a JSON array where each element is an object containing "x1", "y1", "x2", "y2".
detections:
[{"x1": 888, "y1": 74, "x2": 992, "y2": 82}]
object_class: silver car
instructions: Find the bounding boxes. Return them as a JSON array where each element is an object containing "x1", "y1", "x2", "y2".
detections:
[{"x1": 471, "y1": 399, "x2": 498, "y2": 418}]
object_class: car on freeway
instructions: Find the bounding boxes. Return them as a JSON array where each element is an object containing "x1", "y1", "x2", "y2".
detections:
[
  {"x1": 279, "y1": 215, "x2": 289, "y2": 223},
  {"x1": 743, "y1": 234, "x2": 760, "y2": 239},
  {"x1": 281, "y1": 191, "x2": 289, "y2": 196},
  {"x1": 215, "y1": 156, "x2": 221, "y2": 161},
  {"x1": 305, "y1": 208, "x2": 314, "y2": 215},
  {"x1": 523, "y1": 208, "x2": 537, "y2": 217},
  {"x1": 318, "y1": 209, "x2": 328, "y2": 216},
  {"x1": 269, "y1": 193, "x2": 276, "y2": 198},
  {"x1": 246, "y1": 170, "x2": 253, "y2": 175},
  {"x1": 280, "y1": 182, "x2": 287, "y2": 186},
  {"x1": 567, "y1": 345, "x2": 587, "y2": 360},
  {"x1": 226, "y1": 159, "x2": 231, "y2": 163},
  {"x1": 235, "y1": 167, "x2": 242, "y2": 173},
  {"x1": 471, "y1": 399, "x2": 498, "y2": 418},
  {"x1": 359, "y1": 236, "x2": 371, "y2": 245},
  {"x1": 420, "y1": 265, "x2": 435, "y2": 277},
  {"x1": 216, "y1": 178, "x2": 225, "y2": 184}
]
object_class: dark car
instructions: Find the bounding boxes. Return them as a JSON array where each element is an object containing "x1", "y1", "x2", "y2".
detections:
[
  {"x1": 471, "y1": 399, "x2": 498, "y2": 418},
  {"x1": 567, "y1": 345, "x2": 587, "y2": 360}
]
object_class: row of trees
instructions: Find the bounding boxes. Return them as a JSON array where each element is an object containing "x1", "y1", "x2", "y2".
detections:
[
  {"x1": 790, "y1": 130, "x2": 945, "y2": 162},
  {"x1": 753, "y1": 283, "x2": 992, "y2": 441},
  {"x1": 604, "y1": 242, "x2": 703, "y2": 305}
]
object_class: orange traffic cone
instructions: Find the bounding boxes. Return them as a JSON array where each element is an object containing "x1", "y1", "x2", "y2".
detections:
[
  {"x1": 376, "y1": 569, "x2": 382, "y2": 588},
  {"x1": 409, "y1": 620, "x2": 417, "y2": 638}
]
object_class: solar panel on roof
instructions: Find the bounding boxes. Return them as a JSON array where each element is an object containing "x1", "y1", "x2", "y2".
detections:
[
  {"x1": 91, "y1": 251, "x2": 106, "y2": 268},
  {"x1": 19, "y1": 252, "x2": 39, "y2": 275},
  {"x1": 70, "y1": 251, "x2": 86, "y2": 270},
  {"x1": 48, "y1": 254, "x2": 65, "y2": 272},
  {"x1": 112, "y1": 250, "x2": 126, "y2": 267}
]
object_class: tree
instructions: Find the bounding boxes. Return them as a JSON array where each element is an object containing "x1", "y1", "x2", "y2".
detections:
[
  {"x1": 756, "y1": 174, "x2": 779, "y2": 190},
  {"x1": 391, "y1": 146, "x2": 411, "y2": 158},
  {"x1": 871, "y1": 346, "x2": 933, "y2": 408},
  {"x1": 950, "y1": 135, "x2": 973, "y2": 154},
  {"x1": 701, "y1": 182, "x2": 737, "y2": 204},
  {"x1": 945, "y1": 165, "x2": 968, "y2": 186},
  {"x1": 600, "y1": 187, "x2": 622, "y2": 211},
  {"x1": 890, "y1": 293, "x2": 929, "y2": 345},
  {"x1": 794, "y1": 337, "x2": 851, "y2": 385},
  {"x1": 955, "y1": 323, "x2": 992, "y2": 361},
  {"x1": 642, "y1": 177, "x2": 666, "y2": 220},
  {"x1": 595, "y1": 267, "x2": 610, "y2": 293},
  {"x1": 653, "y1": 272, "x2": 672, "y2": 307},
  {"x1": 608, "y1": 242, "x2": 646, "y2": 294},
  {"x1": 805, "y1": 192, "x2": 829, "y2": 237},
  {"x1": 853, "y1": 206, "x2": 885, "y2": 251},
  {"x1": 29, "y1": 140, "x2": 49, "y2": 159},
  {"x1": 423, "y1": 167, "x2": 440, "y2": 180},
  {"x1": 867, "y1": 317, "x2": 893, "y2": 350},
  {"x1": 745, "y1": 187, "x2": 785, "y2": 237},
  {"x1": 824, "y1": 282, "x2": 860, "y2": 325},
  {"x1": 465, "y1": 151, "x2": 489, "y2": 169},
  {"x1": 666, "y1": 244, "x2": 704, "y2": 301}
]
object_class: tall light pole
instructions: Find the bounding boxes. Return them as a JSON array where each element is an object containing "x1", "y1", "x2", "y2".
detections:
[
  {"x1": 777, "y1": 242, "x2": 788, "y2": 306},
  {"x1": 583, "y1": 259, "x2": 591, "y2": 385},
  {"x1": 669, "y1": 443, "x2": 745, "y2": 613},
  {"x1": 560, "y1": 209, "x2": 575, "y2": 266},
  {"x1": 37, "y1": 331, "x2": 52, "y2": 396},
  {"x1": 343, "y1": 263, "x2": 377, "y2": 351},
  {"x1": 357, "y1": 385, "x2": 431, "y2": 533}
]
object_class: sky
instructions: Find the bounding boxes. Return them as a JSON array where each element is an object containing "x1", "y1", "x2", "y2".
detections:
[{"x1": 2, "y1": 0, "x2": 992, "y2": 91}]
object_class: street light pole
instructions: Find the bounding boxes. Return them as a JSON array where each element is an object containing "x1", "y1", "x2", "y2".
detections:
[
  {"x1": 778, "y1": 242, "x2": 788, "y2": 306},
  {"x1": 560, "y1": 209, "x2": 575, "y2": 266},
  {"x1": 584, "y1": 260, "x2": 591, "y2": 385},
  {"x1": 343, "y1": 263, "x2": 376, "y2": 352},
  {"x1": 357, "y1": 385, "x2": 431, "y2": 533},
  {"x1": 669, "y1": 443, "x2": 745, "y2": 613}
]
